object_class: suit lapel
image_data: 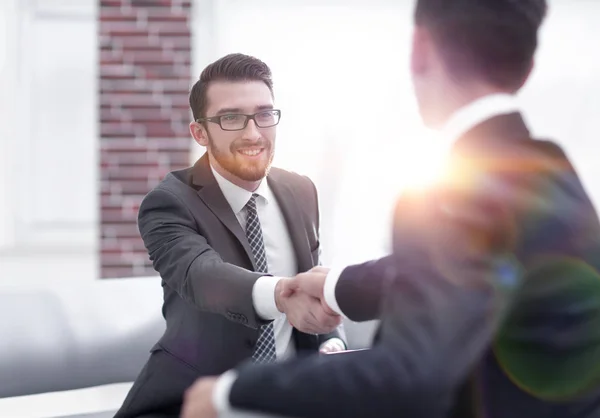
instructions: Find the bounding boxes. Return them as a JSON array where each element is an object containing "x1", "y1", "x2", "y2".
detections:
[
  {"x1": 267, "y1": 174, "x2": 314, "y2": 273},
  {"x1": 192, "y1": 155, "x2": 257, "y2": 270}
]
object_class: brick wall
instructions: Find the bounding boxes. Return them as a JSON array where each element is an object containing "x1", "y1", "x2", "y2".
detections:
[{"x1": 99, "y1": 0, "x2": 193, "y2": 278}]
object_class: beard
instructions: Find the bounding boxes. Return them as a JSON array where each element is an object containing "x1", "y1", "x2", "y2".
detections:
[{"x1": 207, "y1": 133, "x2": 275, "y2": 182}]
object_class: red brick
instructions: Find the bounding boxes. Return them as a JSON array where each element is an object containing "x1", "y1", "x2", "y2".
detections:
[
  {"x1": 132, "y1": 108, "x2": 167, "y2": 122},
  {"x1": 147, "y1": 15, "x2": 187, "y2": 23},
  {"x1": 99, "y1": 0, "x2": 191, "y2": 278},
  {"x1": 100, "y1": 64, "x2": 139, "y2": 78},
  {"x1": 158, "y1": 35, "x2": 191, "y2": 50},
  {"x1": 139, "y1": 64, "x2": 184, "y2": 78},
  {"x1": 102, "y1": 97, "x2": 160, "y2": 109},
  {"x1": 102, "y1": 138, "x2": 191, "y2": 151},
  {"x1": 100, "y1": 123, "x2": 138, "y2": 137},
  {"x1": 115, "y1": 36, "x2": 155, "y2": 50},
  {"x1": 101, "y1": 207, "x2": 139, "y2": 223},
  {"x1": 141, "y1": 121, "x2": 174, "y2": 137},
  {"x1": 102, "y1": 151, "x2": 174, "y2": 166},
  {"x1": 100, "y1": 0, "x2": 123, "y2": 7},
  {"x1": 126, "y1": 50, "x2": 173, "y2": 65},
  {"x1": 101, "y1": 223, "x2": 143, "y2": 239},
  {"x1": 100, "y1": 255, "x2": 152, "y2": 273},
  {"x1": 101, "y1": 23, "x2": 152, "y2": 37},
  {"x1": 101, "y1": 267, "x2": 157, "y2": 279},
  {"x1": 131, "y1": 0, "x2": 173, "y2": 7},
  {"x1": 100, "y1": 81, "x2": 163, "y2": 95},
  {"x1": 103, "y1": 165, "x2": 165, "y2": 181},
  {"x1": 99, "y1": 15, "x2": 138, "y2": 23},
  {"x1": 101, "y1": 240, "x2": 148, "y2": 255},
  {"x1": 103, "y1": 138, "x2": 191, "y2": 153},
  {"x1": 152, "y1": 22, "x2": 190, "y2": 35},
  {"x1": 115, "y1": 180, "x2": 156, "y2": 194},
  {"x1": 102, "y1": 194, "x2": 149, "y2": 208}
]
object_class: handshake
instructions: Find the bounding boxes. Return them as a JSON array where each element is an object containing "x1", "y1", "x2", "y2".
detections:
[{"x1": 274, "y1": 266, "x2": 342, "y2": 335}]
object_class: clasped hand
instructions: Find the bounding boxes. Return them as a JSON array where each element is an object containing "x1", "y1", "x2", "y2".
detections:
[{"x1": 275, "y1": 266, "x2": 341, "y2": 334}]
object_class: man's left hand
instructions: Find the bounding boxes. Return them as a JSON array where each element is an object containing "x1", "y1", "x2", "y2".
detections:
[{"x1": 182, "y1": 376, "x2": 218, "y2": 418}]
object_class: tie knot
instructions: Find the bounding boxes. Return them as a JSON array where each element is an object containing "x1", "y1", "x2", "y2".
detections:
[{"x1": 245, "y1": 193, "x2": 260, "y2": 211}]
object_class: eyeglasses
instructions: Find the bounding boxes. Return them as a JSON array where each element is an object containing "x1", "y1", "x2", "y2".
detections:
[{"x1": 196, "y1": 109, "x2": 281, "y2": 131}]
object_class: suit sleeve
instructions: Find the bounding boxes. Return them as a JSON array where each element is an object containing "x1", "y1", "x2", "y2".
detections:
[
  {"x1": 229, "y1": 261, "x2": 499, "y2": 418},
  {"x1": 138, "y1": 186, "x2": 266, "y2": 329}
]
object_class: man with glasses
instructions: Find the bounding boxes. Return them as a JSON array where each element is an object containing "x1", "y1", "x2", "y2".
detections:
[{"x1": 114, "y1": 53, "x2": 345, "y2": 418}]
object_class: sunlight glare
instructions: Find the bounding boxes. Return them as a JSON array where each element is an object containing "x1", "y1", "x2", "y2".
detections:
[{"x1": 396, "y1": 128, "x2": 450, "y2": 192}]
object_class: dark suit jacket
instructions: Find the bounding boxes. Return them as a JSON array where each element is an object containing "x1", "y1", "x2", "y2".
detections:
[
  {"x1": 115, "y1": 154, "x2": 342, "y2": 418},
  {"x1": 227, "y1": 113, "x2": 600, "y2": 418}
]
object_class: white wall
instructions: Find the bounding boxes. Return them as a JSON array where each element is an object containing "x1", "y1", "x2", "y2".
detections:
[
  {"x1": 0, "y1": 0, "x2": 98, "y2": 284},
  {"x1": 0, "y1": 0, "x2": 18, "y2": 250}
]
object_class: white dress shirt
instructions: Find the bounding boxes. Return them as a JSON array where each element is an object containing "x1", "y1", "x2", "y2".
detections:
[
  {"x1": 212, "y1": 93, "x2": 521, "y2": 412},
  {"x1": 211, "y1": 166, "x2": 297, "y2": 360}
]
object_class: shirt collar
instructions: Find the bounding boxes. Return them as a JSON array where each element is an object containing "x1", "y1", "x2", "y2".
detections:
[
  {"x1": 210, "y1": 165, "x2": 271, "y2": 214},
  {"x1": 441, "y1": 93, "x2": 520, "y2": 143}
]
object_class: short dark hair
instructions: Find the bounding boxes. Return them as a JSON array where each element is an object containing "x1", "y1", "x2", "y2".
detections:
[
  {"x1": 189, "y1": 53, "x2": 274, "y2": 120},
  {"x1": 415, "y1": 0, "x2": 547, "y2": 91}
]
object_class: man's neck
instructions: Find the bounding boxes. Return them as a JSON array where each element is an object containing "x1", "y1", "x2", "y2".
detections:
[
  {"x1": 441, "y1": 93, "x2": 520, "y2": 143},
  {"x1": 209, "y1": 156, "x2": 262, "y2": 192},
  {"x1": 431, "y1": 82, "x2": 509, "y2": 130}
]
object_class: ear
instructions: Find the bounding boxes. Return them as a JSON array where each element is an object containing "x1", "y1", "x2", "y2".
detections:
[
  {"x1": 410, "y1": 26, "x2": 430, "y2": 76},
  {"x1": 190, "y1": 121, "x2": 209, "y2": 147}
]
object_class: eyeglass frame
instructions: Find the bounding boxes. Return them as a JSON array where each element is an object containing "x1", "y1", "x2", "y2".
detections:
[{"x1": 195, "y1": 109, "x2": 282, "y2": 131}]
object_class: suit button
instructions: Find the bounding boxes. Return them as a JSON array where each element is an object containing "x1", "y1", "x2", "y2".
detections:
[{"x1": 245, "y1": 339, "x2": 255, "y2": 348}]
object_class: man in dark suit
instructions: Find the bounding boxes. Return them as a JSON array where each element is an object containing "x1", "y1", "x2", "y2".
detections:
[
  {"x1": 115, "y1": 53, "x2": 345, "y2": 418},
  {"x1": 181, "y1": 1, "x2": 600, "y2": 417}
]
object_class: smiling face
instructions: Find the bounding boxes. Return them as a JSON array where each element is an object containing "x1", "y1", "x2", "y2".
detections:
[{"x1": 191, "y1": 80, "x2": 277, "y2": 190}]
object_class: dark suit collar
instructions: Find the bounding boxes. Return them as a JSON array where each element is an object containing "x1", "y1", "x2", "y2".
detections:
[
  {"x1": 191, "y1": 153, "x2": 216, "y2": 188},
  {"x1": 452, "y1": 112, "x2": 531, "y2": 150},
  {"x1": 192, "y1": 154, "x2": 313, "y2": 274},
  {"x1": 444, "y1": 112, "x2": 532, "y2": 188}
]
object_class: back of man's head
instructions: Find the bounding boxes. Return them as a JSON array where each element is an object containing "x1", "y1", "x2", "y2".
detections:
[{"x1": 414, "y1": 0, "x2": 547, "y2": 92}]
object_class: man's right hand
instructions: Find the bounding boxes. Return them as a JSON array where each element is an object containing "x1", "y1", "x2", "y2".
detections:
[
  {"x1": 274, "y1": 269, "x2": 341, "y2": 334},
  {"x1": 280, "y1": 267, "x2": 338, "y2": 314}
]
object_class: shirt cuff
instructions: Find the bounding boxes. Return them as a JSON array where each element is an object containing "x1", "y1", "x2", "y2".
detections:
[
  {"x1": 319, "y1": 337, "x2": 347, "y2": 351},
  {"x1": 252, "y1": 276, "x2": 283, "y2": 320},
  {"x1": 323, "y1": 266, "x2": 346, "y2": 317},
  {"x1": 212, "y1": 369, "x2": 239, "y2": 413}
]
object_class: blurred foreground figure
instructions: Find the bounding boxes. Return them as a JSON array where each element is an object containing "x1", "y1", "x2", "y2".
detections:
[{"x1": 182, "y1": 1, "x2": 600, "y2": 417}]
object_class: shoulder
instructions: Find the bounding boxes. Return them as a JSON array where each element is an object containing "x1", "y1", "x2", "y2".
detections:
[
  {"x1": 268, "y1": 167, "x2": 317, "y2": 196},
  {"x1": 448, "y1": 136, "x2": 580, "y2": 200},
  {"x1": 512, "y1": 138, "x2": 573, "y2": 168},
  {"x1": 141, "y1": 167, "x2": 196, "y2": 206}
]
